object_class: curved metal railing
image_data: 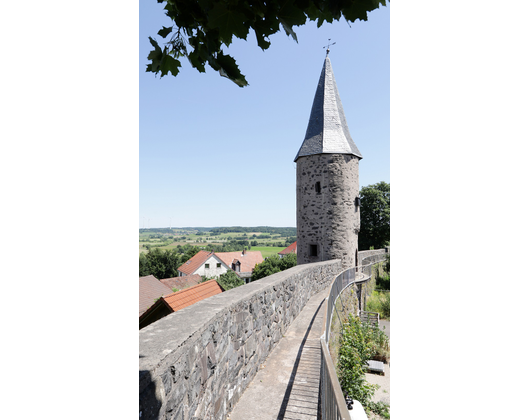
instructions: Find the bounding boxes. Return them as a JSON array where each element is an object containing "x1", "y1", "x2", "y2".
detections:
[{"x1": 319, "y1": 253, "x2": 388, "y2": 419}]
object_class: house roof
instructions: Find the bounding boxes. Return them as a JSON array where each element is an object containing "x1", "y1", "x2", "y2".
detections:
[
  {"x1": 294, "y1": 56, "x2": 362, "y2": 162},
  {"x1": 177, "y1": 250, "x2": 214, "y2": 275},
  {"x1": 162, "y1": 279, "x2": 224, "y2": 312},
  {"x1": 160, "y1": 274, "x2": 202, "y2": 291},
  {"x1": 139, "y1": 275, "x2": 173, "y2": 316},
  {"x1": 279, "y1": 241, "x2": 297, "y2": 255},
  {"x1": 215, "y1": 250, "x2": 264, "y2": 273}
]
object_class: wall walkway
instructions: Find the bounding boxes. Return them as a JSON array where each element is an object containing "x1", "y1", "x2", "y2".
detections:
[{"x1": 228, "y1": 287, "x2": 328, "y2": 420}]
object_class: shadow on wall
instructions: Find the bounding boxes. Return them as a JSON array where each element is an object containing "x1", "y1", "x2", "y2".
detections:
[{"x1": 139, "y1": 369, "x2": 162, "y2": 420}]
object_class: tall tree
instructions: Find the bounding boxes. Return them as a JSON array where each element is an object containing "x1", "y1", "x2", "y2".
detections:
[
  {"x1": 146, "y1": 0, "x2": 388, "y2": 86},
  {"x1": 358, "y1": 181, "x2": 390, "y2": 250}
]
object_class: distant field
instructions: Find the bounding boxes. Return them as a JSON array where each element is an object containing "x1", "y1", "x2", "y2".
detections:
[
  {"x1": 139, "y1": 227, "x2": 295, "y2": 255},
  {"x1": 251, "y1": 247, "x2": 285, "y2": 258}
]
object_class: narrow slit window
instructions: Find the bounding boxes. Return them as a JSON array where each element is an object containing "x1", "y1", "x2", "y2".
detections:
[
  {"x1": 309, "y1": 244, "x2": 318, "y2": 257},
  {"x1": 315, "y1": 182, "x2": 321, "y2": 194}
]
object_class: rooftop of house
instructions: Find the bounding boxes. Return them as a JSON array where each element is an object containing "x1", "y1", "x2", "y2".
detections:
[
  {"x1": 215, "y1": 250, "x2": 264, "y2": 273},
  {"x1": 162, "y1": 279, "x2": 224, "y2": 312},
  {"x1": 177, "y1": 250, "x2": 215, "y2": 275},
  {"x1": 160, "y1": 274, "x2": 202, "y2": 291},
  {"x1": 139, "y1": 274, "x2": 173, "y2": 316},
  {"x1": 294, "y1": 56, "x2": 362, "y2": 162},
  {"x1": 279, "y1": 241, "x2": 297, "y2": 255}
]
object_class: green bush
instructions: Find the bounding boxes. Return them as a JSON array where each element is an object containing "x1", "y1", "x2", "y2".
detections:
[
  {"x1": 338, "y1": 315, "x2": 390, "y2": 418},
  {"x1": 217, "y1": 270, "x2": 245, "y2": 291},
  {"x1": 251, "y1": 253, "x2": 297, "y2": 281}
]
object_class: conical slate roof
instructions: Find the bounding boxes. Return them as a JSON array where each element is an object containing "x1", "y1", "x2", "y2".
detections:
[{"x1": 294, "y1": 56, "x2": 362, "y2": 162}]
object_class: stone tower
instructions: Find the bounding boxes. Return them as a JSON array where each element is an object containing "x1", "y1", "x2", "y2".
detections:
[{"x1": 295, "y1": 55, "x2": 362, "y2": 269}]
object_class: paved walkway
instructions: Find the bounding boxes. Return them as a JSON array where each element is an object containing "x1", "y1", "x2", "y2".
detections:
[{"x1": 228, "y1": 288, "x2": 328, "y2": 420}]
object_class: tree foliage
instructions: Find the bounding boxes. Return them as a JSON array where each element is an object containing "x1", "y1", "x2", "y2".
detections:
[
  {"x1": 358, "y1": 181, "x2": 390, "y2": 250},
  {"x1": 251, "y1": 253, "x2": 297, "y2": 281},
  {"x1": 217, "y1": 270, "x2": 245, "y2": 290},
  {"x1": 139, "y1": 246, "x2": 201, "y2": 279},
  {"x1": 147, "y1": 0, "x2": 388, "y2": 86}
]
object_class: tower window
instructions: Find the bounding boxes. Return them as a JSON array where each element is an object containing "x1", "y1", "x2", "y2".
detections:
[
  {"x1": 315, "y1": 182, "x2": 321, "y2": 194},
  {"x1": 309, "y1": 244, "x2": 318, "y2": 257}
]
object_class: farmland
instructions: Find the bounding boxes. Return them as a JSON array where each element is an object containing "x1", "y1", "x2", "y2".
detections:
[{"x1": 139, "y1": 227, "x2": 296, "y2": 256}]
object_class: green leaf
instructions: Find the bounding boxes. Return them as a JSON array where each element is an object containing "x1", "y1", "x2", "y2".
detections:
[
  {"x1": 188, "y1": 49, "x2": 206, "y2": 73},
  {"x1": 147, "y1": 37, "x2": 163, "y2": 73},
  {"x1": 255, "y1": 32, "x2": 271, "y2": 50},
  {"x1": 277, "y1": 0, "x2": 307, "y2": 27},
  {"x1": 342, "y1": 0, "x2": 387, "y2": 23},
  {"x1": 160, "y1": 55, "x2": 181, "y2": 77},
  {"x1": 279, "y1": 19, "x2": 298, "y2": 42},
  {"x1": 207, "y1": 3, "x2": 249, "y2": 45},
  {"x1": 157, "y1": 26, "x2": 173, "y2": 39},
  {"x1": 253, "y1": 17, "x2": 277, "y2": 50},
  {"x1": 216, "y1": 52, "x2": 248, "y2": 87}
]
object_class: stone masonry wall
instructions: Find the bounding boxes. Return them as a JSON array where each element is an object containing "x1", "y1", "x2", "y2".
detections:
[
  {"x1": 358, "y1": 248, "x2": 388, "y2": 265},
  {"x1": 139, "y1": 259, "x2": 342, "y2": 420},
  {"x1": 296, "y1": 153, "x2": 360, "y2": 269}
]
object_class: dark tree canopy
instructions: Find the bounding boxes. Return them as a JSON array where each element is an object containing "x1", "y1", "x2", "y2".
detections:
[
  {"x1": 217, "y1": 270, "x2": 245, "y2": 290},
  {"x1": 147, "y1": 0, "x2": 388, "y2": 86},
  {"x1": 251, "y1": 253, "x2": 297, "y2": 281},
  {"x1": 358, "y1": 181, "x2": 390, "y2": 250}
]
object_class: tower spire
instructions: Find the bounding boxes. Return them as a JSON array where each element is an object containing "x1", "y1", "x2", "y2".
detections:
[{"x1": 294, "y1": 55, "x2": 362, "y2": 162}]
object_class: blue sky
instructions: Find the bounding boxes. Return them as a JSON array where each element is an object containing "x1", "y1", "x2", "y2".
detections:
[{"x1": 140, "y1": 3, "x2": 390, "y2": 228}]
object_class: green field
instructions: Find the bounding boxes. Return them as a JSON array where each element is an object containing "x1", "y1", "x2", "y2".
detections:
[
  {"x1": 139, "y1": 227, "x2": 295, "y2": 255},
  {"x1": 251, "y1": 247, "x2": 285, "y2": 258}
]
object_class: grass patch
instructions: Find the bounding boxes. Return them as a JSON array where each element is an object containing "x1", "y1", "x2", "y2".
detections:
[
  {"x1": 366, "y1": 290, "x2": 390, "y2": 320},
  {"x1": 250, "y1": 247, "x2": 285, "y2": 258}
]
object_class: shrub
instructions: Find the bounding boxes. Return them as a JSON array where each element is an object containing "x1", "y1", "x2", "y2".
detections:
[
  {"x1": 217, "y1": 270, "x2": 245, "y2": 291},
  {"x1": 338, "y1": 315, "x2": 390, "y2": 418}
]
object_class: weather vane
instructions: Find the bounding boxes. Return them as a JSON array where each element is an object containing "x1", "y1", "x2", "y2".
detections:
[{"x1": 324, "y1": 39, "x2": 336, "y2": 55}]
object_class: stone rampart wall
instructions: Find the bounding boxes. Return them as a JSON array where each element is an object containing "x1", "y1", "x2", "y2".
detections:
[
  {"x1": 358, "y1": 248, "x2": 389, "y2": 266},
  {"x1": 139, "y1": 259, "x2": 342, "y2": 420}
]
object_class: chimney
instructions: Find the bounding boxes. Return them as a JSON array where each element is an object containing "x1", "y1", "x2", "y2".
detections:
[{"x1": 242, "y1": 249, "x2": 246, "y2": 255}]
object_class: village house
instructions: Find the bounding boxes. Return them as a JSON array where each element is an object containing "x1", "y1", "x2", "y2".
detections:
[
  {"x1": 278, "y1": 241, "x2": 297, "y2": 258},
  {"x1": 177, "y1": 249, "x2": 263, "y2": 283}
]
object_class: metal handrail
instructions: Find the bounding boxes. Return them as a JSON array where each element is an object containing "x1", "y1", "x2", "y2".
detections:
[
  {"x1": 319, "y1": 266, "x2": 356, "y2": 420},
  {"x1": 320, "y1": 257, "x2": 388, "y2": 419}
]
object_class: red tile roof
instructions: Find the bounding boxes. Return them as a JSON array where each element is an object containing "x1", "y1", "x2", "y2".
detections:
[
  {"x1": 162, "y1": 279, "x2": 223, "y2": 312},
  {"x1": 215, "y1": 250, "x2": 263, "y2": 273},
  {"x1": 139, "y1": 275, "x2": 173, "y2": 316},
  {"x1": 160, "y1": 274, "x2": 202, "y2": 291},
  {"x1": 177, "y1": 250, "x2": 214, "y2": 275},
  {"x1": 279, "y1": 241, "x2": 297, "y2": 255}
]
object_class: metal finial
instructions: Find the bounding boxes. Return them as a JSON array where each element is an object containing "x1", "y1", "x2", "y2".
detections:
[{"x1": 324, "y1": 39, "x2": 336, "y2": 55}]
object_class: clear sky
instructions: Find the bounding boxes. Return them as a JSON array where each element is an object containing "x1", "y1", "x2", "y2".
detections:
[{"x1": 140, "y1": 3, "x2": 390, "y2": 229}]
